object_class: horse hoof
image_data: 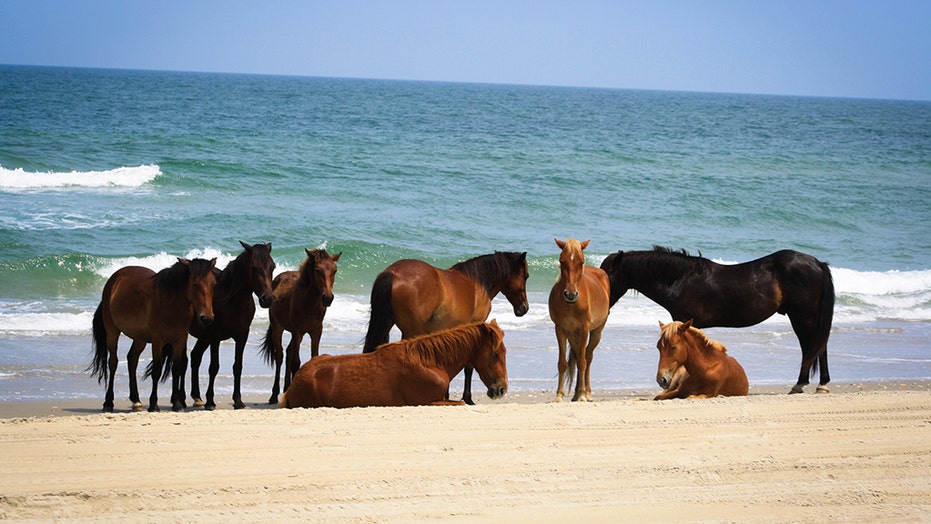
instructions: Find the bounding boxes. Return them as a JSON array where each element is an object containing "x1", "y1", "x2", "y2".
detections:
[
  {"x1": 148, "y1": 406, "x2": 160, "y2": 413},
  {"x1": 102, "y1": 404, "x2": 114, "y2": 413},
  {"x1": 233, "y1": 402, "x2": 246, "y2": 410},
  {"x1": 268, "y1": 396, "x2": 278, "y2": 405},
  {"x1": 131, "y1": 402, "x2": 145, "y2": 412},
  {"x1": 192, "y1": 398, "x2": 205, "y2": 408},
  {"x1": 816, "y1": 385, "x2": 830, "y2": 394},
  {"x1": 204, "y1": 404, "x2": 216, "y2": 411},
  {"x1": 789, "y1": 385, "x2": 805, "y2": 394}
]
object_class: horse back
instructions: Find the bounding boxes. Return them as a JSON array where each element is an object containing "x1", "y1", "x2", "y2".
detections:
[
  {"x1": 386, "y1": 260, "x2": 485, "y2": 336},
  {"x1": 104, "y1": 266, "x2": 159, "y2": 339}
]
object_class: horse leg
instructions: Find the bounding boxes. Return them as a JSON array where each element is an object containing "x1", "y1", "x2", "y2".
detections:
[
  {"x1": 816, "y1": 351, "x2": 831, "y2": 393},
  {"x1": 232, "y1": 336, "x2": 246, "y2": 409},
  {"x1": 572, "y1": 330, "x2": 591, "y2": 402},
  {"x1": 583, "y1": 328, "x2": 602, "y2": 402},
  {"x1": 205, "y1": 341, "x2": 221, "y2": 410},
  {"x1": 788, "y1": 314, "x2": 817, "y2": 394},
  {"x1": 147, "y1": 343, "x2": 165, "y2": 412},
  {"x1": 461, "y1": 366, "x2": 475, "y2": 405},
  {"x1": 189, "y1": 338, "x2": 209, "y2": 407},
  {"x1": 266, "y1": 324, "x2": 285, "y2": 405},
  {"x1": 283, "y1": 333, "x2": 304, "y2": 393},
  {"x1": 170, "y1": 341, "x2": 188, "y2": 412},
  {"x1": 102, "y1": 332, "x2": 121, "y2": 412},
  {"x1": 554, "y1": 328, "x2": 569, "y2": 402},
  {"x1": 126, "y1": 339, "x2": 146, "y2": 411}
]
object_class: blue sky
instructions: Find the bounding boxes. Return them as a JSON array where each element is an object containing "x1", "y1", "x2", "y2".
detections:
[{"x1": 2, "y1": 1, "x2": 929, "y2": 100}]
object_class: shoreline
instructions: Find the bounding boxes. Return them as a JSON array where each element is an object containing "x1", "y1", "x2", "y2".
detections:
[{"x1": 3, "y1": 379, "x2": 929, "y2": 419}]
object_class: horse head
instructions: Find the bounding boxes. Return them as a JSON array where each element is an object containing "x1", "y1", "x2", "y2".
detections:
[
  {"x1": 180, "y1": 257, "x2": 217, "y2": 327},
  {"x1": 599, "y1": 251, "x2": 629, "y2": 306},
  {"x1": 240, "y1": 241, "x2": 276, "y2": 308},
  {"x1": 499, "y1": 251, "x2": 530, "y2": 317},
  {"x1": 472, "y1": 319, "x2": 509, "y2": 400},
  {"x1": 655, "y1": 319, "x2": 694, "y2": 389},
  {"x1": 555, "y1": 238, "x2": 590, "y2": 304},
  {"x1": 305, "y1": 248, "x2": 341, "y2": 307}
]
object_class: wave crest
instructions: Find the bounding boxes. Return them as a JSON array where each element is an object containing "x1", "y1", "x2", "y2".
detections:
[{"x1": 0, "y1": 165, "x2": 161, "y2": 190}]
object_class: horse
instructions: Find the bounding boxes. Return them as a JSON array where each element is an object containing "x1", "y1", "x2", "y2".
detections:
[
  {"x1": 260, "y1": 248, "x2": 341, "y2": 405},
  {"x1": 187, "y1": 241, "x2": 276, "y2": 410},
  {"x1": 362, "y1": 251, "x2": 529, "y2": 405},
  {"x1": 600, "y1": 247, "x2": 834, "y2": 394},
  {"x1": 89, "y1": 258, "x2": 217, "y2": 412},
  {"x1": 653, "y1": 320, "x2": 749, "y2": 399},
  {"x1": 548, "y1": 239, "x2": 611, "y2": 402},
  {"x1": 280, "y1": 320, "x2": 508, "y2": 408}
]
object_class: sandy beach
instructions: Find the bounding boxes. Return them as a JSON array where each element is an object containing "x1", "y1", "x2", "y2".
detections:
[{"x1": 1, "y1": 382, "x2": 929, "y2": 523}]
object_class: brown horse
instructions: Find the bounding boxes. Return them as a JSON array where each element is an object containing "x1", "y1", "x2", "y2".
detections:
[
  {"x1": 280, "y1": 320, "x2": 508, "y2": 408},
  {"x1": 654, "y1": 320, "x2": 749, "y2": 400},
  {"x1": 548, "y1": 239, "x2": 611, "y2": 402},
  {"x1": 189, "y1": 242, "x2": 276, "y2": 410},
  {"x1": 363, "y1": 251, "x2": 529, "y2": 405},
  {"x1": 90, "y1": 258, "x2": 217, "y2": 412},
  {"x1": 600, "y1": 247, "x2": 834, "y2": 393},
  {"x1": 260, "y1": 248, "x2": 340, "y2": 404}
]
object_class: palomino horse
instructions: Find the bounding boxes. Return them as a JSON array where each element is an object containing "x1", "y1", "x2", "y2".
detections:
[
  {"x1": 281, "y1": 320, "x2": 508, "y2": 408},
  {"x1": 362, "y1": 251, "x2": 529, "y2": 405},
  {"x1": 189, "y1": 242, "x2": 276, "y2": 410},
  {"x1": 90, "y1": 258, "x2": 216, "y2": 412},
  {"x1": 601, "y1": 247, "x2": 834, "y2": 394},
  {"x1": 260, "y1": 248, "x2": 340, "y2": 404},
  {"x1": 654, "y1": 320, "x2": 749, "y2": 399},
  {"x1": 548, "y1": 239, "x2": 611, "y2": 402}
]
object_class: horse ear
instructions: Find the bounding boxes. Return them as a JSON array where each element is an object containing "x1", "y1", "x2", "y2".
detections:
[
  {"x1": 266, "y1": 242, "x2": 272, "y2": 252},
  {"x1": 658, "y1": 320, "x2": 665, "y2": 328},
  {"x1": 580, "y1": 239, "x2": 591, "y2": 250},
  {"x1": 680, "y1": 319, "x2": 694, "y2": 332},
  {"x1": 555, "y1": 239, "x2": 566, "y2": 249},
  {"x1": 332, "y1": 252, "x2": 342, "y2": 262},
  {"x1": 239, "y1": 240, "x2": 252, "y2": 251},
  {"x1": 489, "y1": 318, "x2": 499, "y2": 327},
  {"x1": 305, "y1": 248, "x2": 312, "y2": 258},
  {"x1": 209, "y1": 258, "x2": 217, "y2": 268},
  {"x1": 178, "y1": 257, "x2": 189, "y2": 266}
]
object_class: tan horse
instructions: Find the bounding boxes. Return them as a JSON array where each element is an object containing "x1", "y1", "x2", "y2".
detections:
[
  {"x1": 90, "y1": 258, "x2": 217, "y2": 412},
  {"x1": 548, "y1": 239, "x2": 611, "y2": 402},
  {"x1": 280, "y1": 320, "x2": 508, "y2": 408},
  {"x1": 260, "y1": 248, "x2": 340, "y2": 404},
  {"x1": 654, "y1": 320, "x2": 749, "y2": 399}
]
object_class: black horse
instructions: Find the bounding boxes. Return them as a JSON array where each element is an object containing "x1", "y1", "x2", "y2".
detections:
[
  {"x1": 189, "y1": 241, "x2": 277, "y2": 410},
  {"x1": 600, "y1": 247, "x2": 834, "y2": 393}
]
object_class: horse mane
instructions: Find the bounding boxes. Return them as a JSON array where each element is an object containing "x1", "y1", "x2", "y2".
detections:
[
  {"x1": 560, "y1": 239, "x2": 585, "y2": 263},
  {"x1": 620, "y1": 246, "x2": 711, "y2": 285},
  {"x1": 661, "y1": 321, "x2": 728, "y2": 355},
  {"x1": 154, "y1": 258, "x2": 213, "y2": 290},
  {"x1": 451, "y1": 252, "x2": 525, "y2": 295},
  {"x1": 396, "y1": 321, "x2": 502, "y2": 369},
  {"x1": 217, "y1": 243, "x2": 273, "y2": 299}
]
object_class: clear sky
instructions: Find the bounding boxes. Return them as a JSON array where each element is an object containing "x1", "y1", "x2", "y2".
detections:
[{"x1": 2, "y1": 0, "x2": 929, "y2": 101}]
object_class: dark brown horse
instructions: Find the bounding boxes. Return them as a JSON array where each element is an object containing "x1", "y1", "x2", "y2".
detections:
[
  {"x1": 362, "y1": 251, "x2": 529, "y2": 405},
  {"x1": 653, "y1": 320, "x2": 749, "y2": 400},
  {"x1": 90, "y1": 258, "x2": 217, "y2": 412},
  {"x1": 600, "y1": 247, "x2": 834, "y2": 393},
  {"x1": 188, "y1": 242, "x2": 276, "y2": 410},
  {"x1": 260, "y1": 248, "x2": 341, "y2": 404},
  {"x1": 280, "y1": 320, "x2": 508, "y2": 408},
  {"x1": 548, "y1": 239, "x2": 611, "y2": 402}
]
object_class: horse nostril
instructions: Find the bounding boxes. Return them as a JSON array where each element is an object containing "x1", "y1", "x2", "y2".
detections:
[
  {"x1": 321, "y1": 294, "x2": 334, "y2": 307},
  {"x1": 563, "y1": 291, "x2": 578, "y2": 303},
  {"x1": 200, "y1": 315, "x2": 214, "y2": 327},
  {"x1": 259, "y1": 295, "x2": 274, "y2": 308}
]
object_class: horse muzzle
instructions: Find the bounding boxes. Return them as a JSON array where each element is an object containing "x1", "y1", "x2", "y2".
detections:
[
  {"x1": 321, "y1": 294, "x2": 334, "y2": 307},
  {"x1": 258, "y1": 294, "x2": 274, "y2": 308},
  {"x1": 562, "y1": 290, "x2": 579, "y2": 304},
  {"x1": 656, "y1": 372, "x2": 672, "y2": 390},
  {"x1": 513, "y1": 302, "x2": 529, "y2": 317},
  {"x1": 198, "y1": 314, "x2": 215, "y2": 327},
  {"x1": 486, "y1": 384, "x2": 508, "y2": 400}
]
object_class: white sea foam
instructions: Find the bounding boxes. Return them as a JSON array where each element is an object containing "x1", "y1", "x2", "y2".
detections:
[
  {"x1": 93, "y1": 247, "x2": 233, "y2": 279},
  {"x1": 0, "y1": 165, "x2": 161, "y2": 189}
]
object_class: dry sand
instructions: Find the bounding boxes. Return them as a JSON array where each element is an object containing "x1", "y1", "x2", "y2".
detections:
[{"x1": 1, "y1": 382, "x2": 929, "y2": 523}]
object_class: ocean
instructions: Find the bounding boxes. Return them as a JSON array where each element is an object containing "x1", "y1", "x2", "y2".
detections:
[{"x1": 1, "y1": 65, "x2": 929, "y2": 406}]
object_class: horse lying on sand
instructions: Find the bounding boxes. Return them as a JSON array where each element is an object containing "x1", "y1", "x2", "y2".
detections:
[
  {"x1": 654, "y1": 320, "x2": 749, "y2": 400},
  {"x1": 280, "y1": 320, "x2": 508, "y2": 408}
]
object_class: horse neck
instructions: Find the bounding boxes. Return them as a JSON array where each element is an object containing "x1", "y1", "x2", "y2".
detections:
[
  {"x1": 679, "y1": 329, "x2": 721, "y2": 375},
  {"x1": 216, "y1": 254, "x2": 251, "y2": 301},
  {"x1": 414, "y1": 324, "x2": 482, "y2": 379},
  {"x1": 451, "y1": 254, "x2": 508, "y2": 297},
  {"x1": 621, "y1": 253, "x2": 692, "y2": 307}
]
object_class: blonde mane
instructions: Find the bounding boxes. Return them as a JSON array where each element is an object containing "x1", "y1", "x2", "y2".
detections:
[
  {"x1": 561, "y1": 238, "x2": 586, "y2": 263},
  {"x1": 661, "y1": 321, "x2": 728, "y2": 355}
]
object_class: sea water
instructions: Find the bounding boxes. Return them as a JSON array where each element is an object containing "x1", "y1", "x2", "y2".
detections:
[{"x1": 1, "y1": 65, "x2": 929, "y2": 404}]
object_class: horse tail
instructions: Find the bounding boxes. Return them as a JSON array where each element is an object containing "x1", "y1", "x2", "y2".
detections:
[
  {"x1": 259, "y1": 324, "x2": 277, "y2": 366},
  {"x1": 363, "y1": 272, "x2": 395, "y2": 353},
  {"x1": 142, "y1": 344, "x2": 174, "y2": 383},
  {"x1": 806, "y1": 262, "x2": 835, "y2": 378},
  {"x1": 565, "y1": 351, "x2": 577, "y2": 393},
  {"x1": 89, "y1": 303, "x2": 109, "y2": 384}
]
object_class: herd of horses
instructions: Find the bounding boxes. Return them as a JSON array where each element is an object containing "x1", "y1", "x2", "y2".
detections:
[{"x1": 89, "y1": 240, "x2": 835, "y2": 412}]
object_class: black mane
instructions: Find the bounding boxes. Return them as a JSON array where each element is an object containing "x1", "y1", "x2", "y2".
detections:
[
  {"x1": 154, "y1": 258, "x2": 214, "y2": 290},
  {"x1": 451, "y1": 251, "x2": 526, "y2": 296}
]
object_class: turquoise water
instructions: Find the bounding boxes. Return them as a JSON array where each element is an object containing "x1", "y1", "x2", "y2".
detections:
[{"x1": 1, "y1": 65, "x2": 930, "y2": 405}]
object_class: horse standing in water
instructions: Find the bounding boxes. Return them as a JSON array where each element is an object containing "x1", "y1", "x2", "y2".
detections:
[
  {"x1": 653, "y1": 320, "x2": 749, "y2": 400},
  {"x1": 90, "y1": 258, "x2": 217, "y2": 412},
  {"x1": 188, "y1": 242, "x2": 276, "y2": 410},
  {"x1": 362, "y1": 251, "x2": 529, "y2": 405},
  {"x1": 548, "y1": 239, "x2": 611, "y2": 402},
  {"x1": 280, "y1": 320, "x2": 508, "y2": 408},
  {"x1": 260, "y1": 248, "x2": 340, "y2": 405},
  {"x1": 600, "y1": 247, "x2": 834, "y2": 393}
]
